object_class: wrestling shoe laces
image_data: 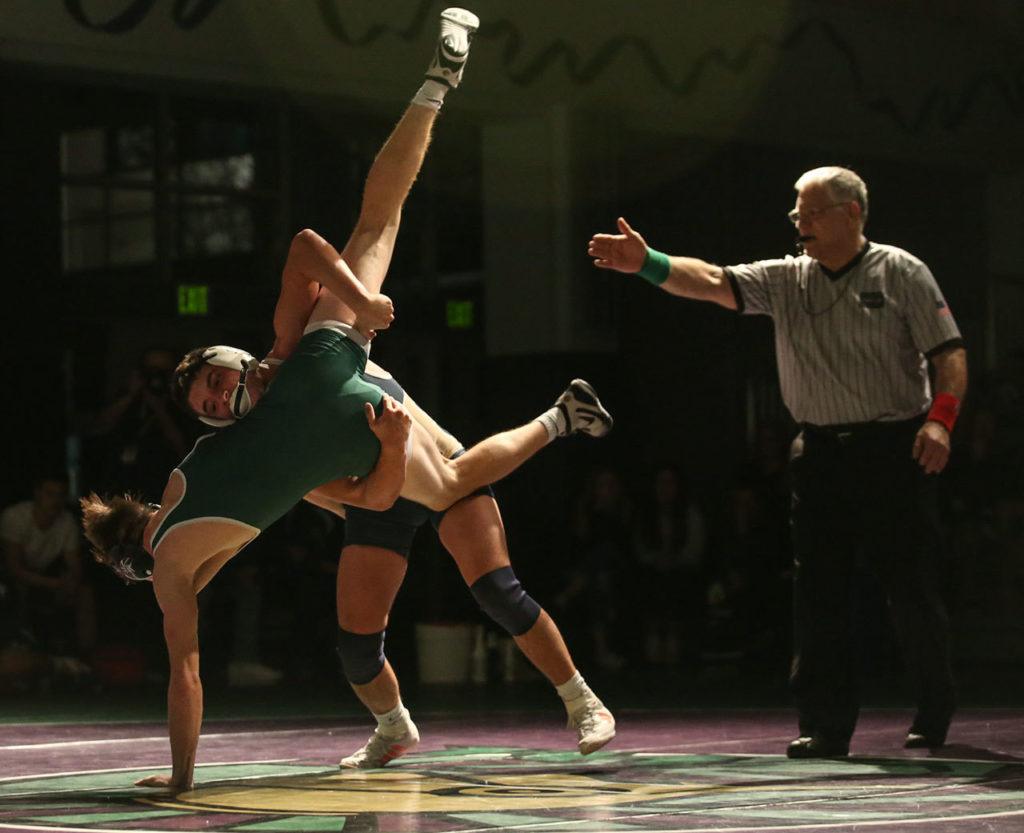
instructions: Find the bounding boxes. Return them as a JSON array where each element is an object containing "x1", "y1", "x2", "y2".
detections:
[
  {"x1": 555, "y1": 379, "x2": 614, "y2": 438},
  {"x1": 426, "y1": 7, "x2": 480, "y2": 89},
  {"x1": 339, "y1": 722, "x2": 420, "y2": 769},
  {"x1": 567, "y1": 694, "x2": 616, "y2": 755}
]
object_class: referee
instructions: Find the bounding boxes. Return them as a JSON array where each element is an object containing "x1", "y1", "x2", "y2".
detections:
[{"x1": 588, "y1": 166, "x2": 967, "y2": 758}]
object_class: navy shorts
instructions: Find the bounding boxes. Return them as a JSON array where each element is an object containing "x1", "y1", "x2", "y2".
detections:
[{"x1": 343, "y1": 475, "x2": 495, "y2": 558}]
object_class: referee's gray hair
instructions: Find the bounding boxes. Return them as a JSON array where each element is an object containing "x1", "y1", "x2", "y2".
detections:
[{"x1": 794, "y1": 166, "x2": 869, "y2": 227}]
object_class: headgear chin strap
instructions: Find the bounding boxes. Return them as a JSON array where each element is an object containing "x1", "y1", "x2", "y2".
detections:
[{"x1": 198, "y1": 346, "x2": 259, "y2": 428}]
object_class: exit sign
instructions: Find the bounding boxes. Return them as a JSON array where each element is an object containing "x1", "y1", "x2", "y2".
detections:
[
  {"x1": 446, "y1": 299, "x2": 474, "y2": 329},
  {"x1": 178, "y1": 284, "x2": 209, "y2": 316}
]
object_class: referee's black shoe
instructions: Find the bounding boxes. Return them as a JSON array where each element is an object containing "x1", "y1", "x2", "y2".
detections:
[
  {"x1": 905, "y1": 714, "x2": 950, "y2": 749},
  {"x1": 904, "y1": 730, "x2": 948, "y2": 749},
  {"x1": 786, "y1": 736, "x2": 850, "y2": 759}
]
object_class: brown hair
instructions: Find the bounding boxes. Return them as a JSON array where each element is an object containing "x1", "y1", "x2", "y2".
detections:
[
  {"x1": 80, "y1": 493, "x2": 153, "y2": 567},
  {"x1": 171, "y1": 347, "x2": 210, "y2": 417}
]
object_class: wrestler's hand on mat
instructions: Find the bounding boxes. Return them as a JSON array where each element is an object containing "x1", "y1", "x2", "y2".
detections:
[
  {"x1": 134, "y1": 774, "x2": 191, "y2": 792},
  {"x1": 357, "y1": 292, "x2": 395, "y2": 338},
  {"x1": 588, "y1": 217, "x2": 648, "y2": 273},
  {"x1": 365, "y1": 394, "x2": 411, "y2": 447},
  {"x1": 913, "y1": 421, "x2": 951, "y2": 474}
]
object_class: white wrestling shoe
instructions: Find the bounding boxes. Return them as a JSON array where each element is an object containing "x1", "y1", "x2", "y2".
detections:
[
  {"x1": 555, "y1": 379, "x2": 614, "y2": 438},
  {"x1": 340, "y1": 722, "x2": 420, "y2": 769},
  {"x1": 567, "y1": 694, "x2": 617, "y2": 755},
  {"x1": 426, "y1": 8, "x2": 480, "y2": 89}
]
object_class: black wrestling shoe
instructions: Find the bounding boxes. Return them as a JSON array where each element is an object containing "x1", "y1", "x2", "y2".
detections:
[{"x1": 786, "y1": 736, "x2": 850, "y2": 759}]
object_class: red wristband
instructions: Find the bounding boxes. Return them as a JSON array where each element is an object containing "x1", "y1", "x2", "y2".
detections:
[{"x1": 926, "y1": 392, "x2": 960, "y2": 433}]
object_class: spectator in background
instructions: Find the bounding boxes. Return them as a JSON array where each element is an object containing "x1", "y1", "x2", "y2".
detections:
[
  {"x1": 564, "y1": 466, "x2": 633, "y2": 671},
  {"x1": 728, "y1": 422, "x2": 793, "y2": 667},
  {"x1": 0, "y1": 472, "x2": 96, "y2": 672},
  {"x1": 946, "y1": 375, "x2": 1024, "y2": 642},
  {"x1": 82, "y1": 347, "x2": 193, "y2": 503},
  {"x1": 634, "y1": 465, "x2": 707, "y2": 668},
  {"x1": 0, "y1": 568, "x2": 51, "y2": 692}
]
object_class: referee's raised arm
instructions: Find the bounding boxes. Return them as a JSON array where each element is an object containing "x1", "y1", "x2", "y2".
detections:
[{"x1": 588, "y1": 217, "x2": 737, "y2": 309}]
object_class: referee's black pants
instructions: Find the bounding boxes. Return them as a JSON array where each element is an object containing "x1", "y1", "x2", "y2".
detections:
[{"x1": 789, "y1": 418, "x2": 956, "y2": 745}]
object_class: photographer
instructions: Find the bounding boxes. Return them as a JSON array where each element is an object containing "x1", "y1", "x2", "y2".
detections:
[
  {"x1": 82, "y1": 347, "x2": 193, "y2": 503},
  {"x1": 1, "y1": 472, "x2": 96, "y2": 674}
]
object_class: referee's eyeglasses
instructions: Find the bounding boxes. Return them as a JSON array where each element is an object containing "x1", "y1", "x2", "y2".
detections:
[{"x1": 787, "y1": 201, "x2": 851, "y2": 226}]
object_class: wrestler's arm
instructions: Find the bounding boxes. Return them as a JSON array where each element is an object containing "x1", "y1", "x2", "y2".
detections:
[
  {"x1": 303, "y1": 381, "x2": 462, "y2": 516},
  {"x1": 267, "y1": 261, "x2": 319, "y2": 362},
  {"x1": 305, "y1": 396, "x2": 411, "y2": 512},
  {"x1": 304, "y1": 391, "x2": 461, "y2": 516},
  {"x1": 137, "y1": 565, "x2": 202, "y2": 792},
  {"x1": 269, "y1": 229, "x2": 393, "y2": 355},
  {"x1": 304, "y1": 380, "x2": 466, "y2": 514},
  {"x1": 266, "y1": 230, "x2": 388, "y2": 362}
]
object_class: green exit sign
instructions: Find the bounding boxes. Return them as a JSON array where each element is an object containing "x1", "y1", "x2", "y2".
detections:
[
  {"x1": 446, "y1": 299, "x2": 474, "y2": 329},
  {"x1": 178, "y1": 284, "x2": 209, "y2": 316}
]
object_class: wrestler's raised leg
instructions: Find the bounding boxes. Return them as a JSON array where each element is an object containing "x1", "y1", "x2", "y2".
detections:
[
  {"x1": 308, "y1": 9, "x2": 479, "y2": 331},
  {"x1": 339, "y1": 104, "x2": 437, "y2": 298},
  {"x1": 344, "y1": 6, "x2": 478, "y2": 297},
  {"x1": 400, "y1": 379, "x2": 614, "y2": 513}
]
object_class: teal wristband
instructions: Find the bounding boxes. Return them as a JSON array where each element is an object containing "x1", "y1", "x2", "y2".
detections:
[{"x1": 637, "y1": 247, "x2": 670, "y2": 286}]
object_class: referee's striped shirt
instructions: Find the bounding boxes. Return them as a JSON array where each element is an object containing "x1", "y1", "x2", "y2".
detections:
[{"x1": 725, "y1": 242, "x2": 964, "y2": 426}]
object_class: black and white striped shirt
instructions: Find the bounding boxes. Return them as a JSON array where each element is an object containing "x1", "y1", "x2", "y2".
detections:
[{"x1": 726, "y1": 242, "x2": 963, "y2": 426}]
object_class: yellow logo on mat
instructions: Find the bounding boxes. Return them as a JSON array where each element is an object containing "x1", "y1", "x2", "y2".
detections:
[{"x1": 150, "y1": 770, "x2": 722, "y2": 814}]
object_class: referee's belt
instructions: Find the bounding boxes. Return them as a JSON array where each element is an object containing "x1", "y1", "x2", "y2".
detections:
[{"x1": 800, "y1": 416, "x2": 924, "y2": 445}]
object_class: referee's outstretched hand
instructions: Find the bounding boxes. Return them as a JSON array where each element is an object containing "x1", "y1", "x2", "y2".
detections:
[
  {"x1": 913, "y1": 421, "x2": 951, "y2": 474},
  {"x1": 589, "y1": 217, "x2": 648, "y2": 274}
]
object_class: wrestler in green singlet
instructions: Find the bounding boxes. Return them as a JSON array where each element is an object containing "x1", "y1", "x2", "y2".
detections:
[{"x1": 152, "y1": 328, "x2": 383, "y2": 550}]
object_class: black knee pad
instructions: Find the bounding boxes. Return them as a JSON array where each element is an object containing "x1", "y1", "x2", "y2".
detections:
[
  {"x1": 470, "y1": 566, "x2": 541, "y2": 636},
  {"x1": 336, "y1": 627, "x2": 386, "y2": 685}
]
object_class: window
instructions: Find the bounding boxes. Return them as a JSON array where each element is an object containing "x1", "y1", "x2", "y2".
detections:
[{"x1": 59, "y1": 96, "x2": 276, "y2": 275}]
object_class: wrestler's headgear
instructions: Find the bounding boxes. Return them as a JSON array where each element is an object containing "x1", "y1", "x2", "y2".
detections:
[{"x1": 197, "y1": 346, "x2": 260, "y2": 428}]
